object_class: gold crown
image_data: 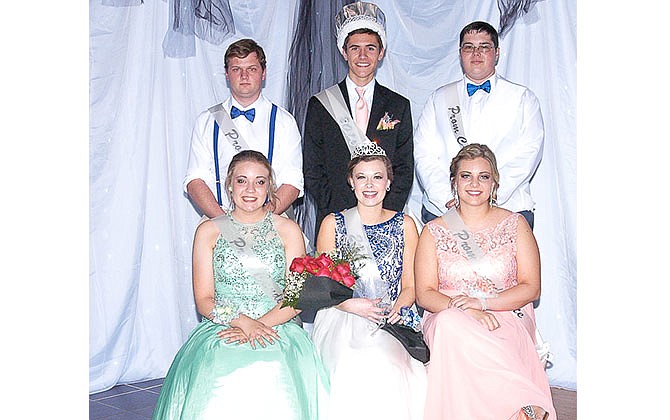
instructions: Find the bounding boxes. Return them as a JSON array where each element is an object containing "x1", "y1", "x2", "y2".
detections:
[{"x1": 351, "y1": 142, "x2": 387, "y2": 158}]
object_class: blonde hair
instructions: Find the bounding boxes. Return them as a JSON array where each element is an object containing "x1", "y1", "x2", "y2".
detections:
[{"x1": 449, "y1": 143, "x2": 500, "y2": 203}]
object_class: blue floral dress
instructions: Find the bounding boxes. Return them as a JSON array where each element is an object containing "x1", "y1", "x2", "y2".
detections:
[{"x1": 310, "y1": 211, "x2": 427, "y2": 420}]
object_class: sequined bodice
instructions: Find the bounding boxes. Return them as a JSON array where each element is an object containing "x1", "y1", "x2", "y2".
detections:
[
  {"x1": 212, "y1": 212, "x2": 286, "y2": 319},
  {"x1": 334, "y1": 211, "x2": 404, "y2": 301},
  {"x1": 427, "y1": 213, "x2": 519, "y2": 296}
]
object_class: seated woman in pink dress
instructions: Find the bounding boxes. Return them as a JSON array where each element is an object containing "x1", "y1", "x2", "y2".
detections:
[{"x1": 415, "y1": 143, "x2": 556, "y2": 420}]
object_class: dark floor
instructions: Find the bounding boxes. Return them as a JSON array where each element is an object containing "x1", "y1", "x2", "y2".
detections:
[
  {"x1": 90, "y1": 379, "x2": 163, "y2": 420},
  {"x1": 90, "y1": 379, "x2": 576, "y2": 419}
]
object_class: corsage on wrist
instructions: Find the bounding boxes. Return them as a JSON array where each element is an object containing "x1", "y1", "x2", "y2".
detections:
[{"x1": 209, "y1": 295, "x2": 241, "y2": 325}]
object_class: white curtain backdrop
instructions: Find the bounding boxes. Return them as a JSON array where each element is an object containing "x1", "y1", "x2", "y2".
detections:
[{"x1": 90, "y1": 0, "x2": 576, "y2": 393}]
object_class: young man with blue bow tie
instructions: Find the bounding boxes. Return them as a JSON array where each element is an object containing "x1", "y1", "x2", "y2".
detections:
[
  {"x1": 414, "y1": 21, "x2": 544, "y2": 228},
  {"x1": 184, "y1": 39, "x2": 303, "y2": 218}
]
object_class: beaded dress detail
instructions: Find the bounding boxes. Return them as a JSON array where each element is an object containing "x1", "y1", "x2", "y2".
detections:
[
  {"x1": 153, "y1": 212, "x2": 328, "y2": 420},
  {"x1": 429, "y1": 212, "x2": 518, "y2": 297},
  {"x1": 335, "y1": 211, "x2": 403, "y2": 301},
  {"x1": 421, "y1": 213, "x2": 556, "y2": 420},
  {"x1": 210, "y1": 212, "x2": 286, "y2": 322}
]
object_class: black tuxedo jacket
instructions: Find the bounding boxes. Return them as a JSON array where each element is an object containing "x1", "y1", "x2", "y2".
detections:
[{"x1": 303, "y1": 79, "x2": 414, "y2": 238}]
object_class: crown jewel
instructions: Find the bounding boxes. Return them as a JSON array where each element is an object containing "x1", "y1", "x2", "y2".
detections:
[{"x1": 351, "y1": 142, "x2": 387, "y2": 159}]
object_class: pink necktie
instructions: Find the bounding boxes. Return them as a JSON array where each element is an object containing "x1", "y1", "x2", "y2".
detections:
[{"x1": 355, "y1": 87, "x2": 369, "y2": 132}]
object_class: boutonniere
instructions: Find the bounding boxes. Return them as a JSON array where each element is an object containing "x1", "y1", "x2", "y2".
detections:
[{"x1": 376, "y1": 112, "x2": 400, "y2": 130}]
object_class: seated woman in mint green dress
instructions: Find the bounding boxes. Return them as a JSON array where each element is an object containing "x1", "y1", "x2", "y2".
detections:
[{"x1": 153, "y1": 150, "x2": 329, "y2": 420}]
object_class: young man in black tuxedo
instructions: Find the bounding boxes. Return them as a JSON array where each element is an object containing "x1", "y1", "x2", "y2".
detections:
[{"x1": 302, "y1": 1, "x2": 414, "y2": 241}]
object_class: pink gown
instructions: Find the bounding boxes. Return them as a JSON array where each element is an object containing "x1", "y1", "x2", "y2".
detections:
[{"x1": 422, "y1": 213, "x2": 556, "y2": 420}]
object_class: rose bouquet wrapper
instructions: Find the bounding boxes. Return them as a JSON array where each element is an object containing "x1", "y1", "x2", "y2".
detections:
[
  {"x1": 294, "y1": 275, "x2": 354, "y2": 323},
  {"x1": 380, "y1": 323, "x2": 430, "y2": 363}
]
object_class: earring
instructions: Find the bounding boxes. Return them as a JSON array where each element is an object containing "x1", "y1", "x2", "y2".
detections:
[
  {"x1": 452, "y1": 185, "x2": 459, "y2": 207},
  {"x1": 386, "y1": 186, "x2": 390, "y2": 192},
  {"x1": 489, "y1": 187, "x2": 496, "y2": 207}
]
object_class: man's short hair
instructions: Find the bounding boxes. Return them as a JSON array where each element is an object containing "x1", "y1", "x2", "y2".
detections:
[
  {"x1": 224, "y1": 39, "x2": 267, "y2": 70},
  {"x1": 459, "y1": 21, "x2": 499, "y2": 48},
  {"x1": 344, "y1": 28, "x2": 384, "y2": 50}
]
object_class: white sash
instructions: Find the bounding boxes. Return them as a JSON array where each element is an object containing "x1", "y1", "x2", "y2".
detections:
[
  {"x1": 211, "y1": 213, "x2": 282, "y2": 302},
  {"x1": 315, "y1": 85, "x2": 372, "y2": 156},
  {"x1": 444, "y1": 82, "x2": 468, "y2": 146},
  {"x1": 442, "y1": 207, "x2": 485, "y2": 262},
  {"x1": 208, "y1": 103, "x2": 251, "y2": 152},
  {"x1": 342, "y1": 208, "x2": 386, "y2": 300}
]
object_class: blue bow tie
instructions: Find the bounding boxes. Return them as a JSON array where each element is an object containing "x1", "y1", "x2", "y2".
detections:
[
  {"x1": 466, "y1": 80, "x2": 491, "y2": 96},
  {"x1": 230, "y1": 106, "x2": 256, "y2": 122}
]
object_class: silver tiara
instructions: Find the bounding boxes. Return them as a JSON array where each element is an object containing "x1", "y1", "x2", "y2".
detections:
[{"x1": 351, "y1": 142, "x2": 387, "y2": 158}]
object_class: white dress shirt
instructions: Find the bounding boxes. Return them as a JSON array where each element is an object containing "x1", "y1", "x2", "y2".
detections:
[
  {"x1": 183, "y1": 94, "x2": 303, "y2": 209},
  {"x1": 414, "y1": 73, "x2": 544, "y2": 215}
]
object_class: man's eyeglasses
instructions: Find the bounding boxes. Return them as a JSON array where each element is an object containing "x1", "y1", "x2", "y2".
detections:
[{"x1": 460, "y1": 43, "x2": 495, "y2": 54}]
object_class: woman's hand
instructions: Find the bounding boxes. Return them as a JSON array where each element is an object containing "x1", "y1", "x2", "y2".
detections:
[
  {"x1": 338, "y1": 298, "x2": 387, "y2": 323},
  {"x1": 386, "y1": 304, "x2": 403, "y2": 325},
  {"x1": 216, "y1": 326, "x2": 249, "y2": 345},
  {"x1": 449, "y1": 295, "x2": 485, "y2": 311},
  {"x1": 464, "y1": 308, "x2": 500, "y2": 331},
  {"x1": 232, "y1": 315, "x2": 281, "y2": 349}
]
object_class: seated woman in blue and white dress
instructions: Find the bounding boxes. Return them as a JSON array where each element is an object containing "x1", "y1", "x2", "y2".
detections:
[
  {"x1": 310, "y1": 143, "x2": 427, "y2": 420},
  {"x1": 153, "y1": 150, "x2": 329, "y2": 420}
]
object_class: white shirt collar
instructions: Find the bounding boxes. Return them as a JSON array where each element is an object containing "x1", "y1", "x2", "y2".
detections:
[
  {"x1": 229, "y1": 94, "x2": 266, "y2": 111},
  {"x1": 464, "y1": 72, "x2": 498, "y2": 89},
  {"x1": 345, "y1": 77, "x2": 375, "y2": 109}
]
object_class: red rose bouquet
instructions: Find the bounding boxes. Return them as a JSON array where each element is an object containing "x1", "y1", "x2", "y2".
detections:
[{"x1": 281, "y1": 244, "x2": 364, "y2": 322}]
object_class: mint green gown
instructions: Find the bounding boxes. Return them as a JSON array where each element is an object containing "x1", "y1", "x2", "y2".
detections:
[{"x1": 153, "y1": 212, "x2": 329, "y2": 420}]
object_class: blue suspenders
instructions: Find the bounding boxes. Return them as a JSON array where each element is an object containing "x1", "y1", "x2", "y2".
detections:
[
  {"x1": 213, "y1": 104, "x2": 278, "y2": 206},
  {"x1": 267, "y1": 104, "x2": 277, "y2": 164},
  {"x1": 213, "y1": 121, "x2": 223, "y2": 206}
]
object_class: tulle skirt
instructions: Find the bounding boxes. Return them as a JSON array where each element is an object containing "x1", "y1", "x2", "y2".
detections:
[{"x1": 311, "y1": 307, "x2": 427, "y2": 420}]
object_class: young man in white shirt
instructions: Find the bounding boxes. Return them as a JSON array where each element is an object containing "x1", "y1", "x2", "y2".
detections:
[
  {"x1": 184, "y1": 39, "x2": 303, "y2": 218},
  {"x1": 414, "y1": 21, "x2": 544, "y2": 228}
]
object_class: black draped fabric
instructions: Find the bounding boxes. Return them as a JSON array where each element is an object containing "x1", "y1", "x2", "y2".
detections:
[
  {"x1": 286, "y1": 0, "x2": 354, "y2": 132},
  {"x1": 162, "y1": 0, "x2": 235, "y2": 58},
  {"x1": 193, "y1": 0, "x2": 235, "y2": 45},
  {"x1": 286, "y1": 0, "x2": 355, "y2": 246},
  {"x1": 497, "y1": 0, "x2": 542, "y2": 37}
]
